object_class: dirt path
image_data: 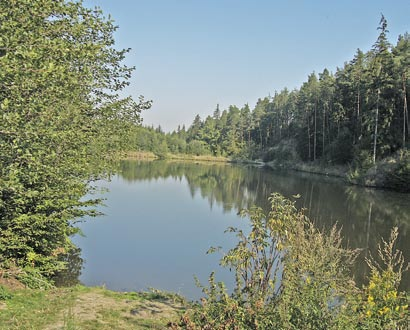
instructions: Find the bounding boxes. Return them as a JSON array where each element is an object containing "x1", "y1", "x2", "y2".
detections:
[{"x1": 45, "y1": 289, "x2": 185, "y2": 329}]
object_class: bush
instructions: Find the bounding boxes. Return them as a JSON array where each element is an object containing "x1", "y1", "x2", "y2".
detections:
[
  {"x1": 261, "y1": 139, "x2": 299, "y2": 165},
  {"x1": 187, "y1": 140, "x2": 210, "y2": 156},
  {"x1": 325, "y1": 127, "x2": 354, "y2": 164},
  {"x1": 383, "y1": 150, "x2": 410, "y2": 192},
  {"x1": 176, "y1": 194, "x2": 409, "y2": 329},
  {"x1": 348, "y1": 150, "x2": 374, "y2": 183},
  {"x1": 348, "y1": 149, "x2": 410, "y2": 191},
  {"x1": 360, "y1": 227, "x2": 409, "y2": 329}
]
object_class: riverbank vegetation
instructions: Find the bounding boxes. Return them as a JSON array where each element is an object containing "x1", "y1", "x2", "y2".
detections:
[
  {"x1": 124, "y1": 150, "x2": 228, "y2": 163},
  {"x1": 130, "y1": 16, "x2": 409, "y2": 191},
  {"x1": 177, "y1": 194, "x2": 409, "y2": 329}
]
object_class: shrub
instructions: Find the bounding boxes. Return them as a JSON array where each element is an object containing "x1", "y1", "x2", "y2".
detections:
[
  {"x1": 261, "y1": 139, "x2": 299, "y2": 165},
  {"x1": 325, "y1": 127, "x2": 354, "y2": 164},
  {"x1": 383, "y1": 150, "x2": 410, "y2": 192},
  {"x1": 176, "y1": 194, "x2": 409, "y2": 329},
  {"x1": 360, "y1": 227, "x2": 409, "y2": 329},
  {"x1": 178, "y1": 194, "x2": 363, "y2": 329},
  {"x1": 187, "y1": 140, "x2": 210, "y2": 156}
]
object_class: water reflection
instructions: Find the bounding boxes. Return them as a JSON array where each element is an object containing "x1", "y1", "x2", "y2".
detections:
[
  {"x1": 53, "y1": 246, "x2": 83, "y2": 287},
  {"x1": 120, "y1": 160, "x2": 410, "y2": 290}
]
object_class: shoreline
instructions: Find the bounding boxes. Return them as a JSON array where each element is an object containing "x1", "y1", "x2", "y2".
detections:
[
  {"x1": 121, "y1": 151, "x2": 409, "y2": 193},
  {"x1": 122, "y1": 150, "x2": 229, "y2": 163}
]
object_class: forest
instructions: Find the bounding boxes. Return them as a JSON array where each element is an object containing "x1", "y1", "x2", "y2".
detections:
[{"x1": 131, "y1": 16, "x2": 409, "y2": 190}]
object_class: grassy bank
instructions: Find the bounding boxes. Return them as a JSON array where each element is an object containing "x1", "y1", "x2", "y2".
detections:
[
  {"x1": 122, "y1": 151, "x2": 159, "y2": 160},
  {"x1": 123, "y1": 151, "x2": 229, "y2": 163},
  {"x1": 0, "y1": 283, "x2": 185, "y2": 330}
]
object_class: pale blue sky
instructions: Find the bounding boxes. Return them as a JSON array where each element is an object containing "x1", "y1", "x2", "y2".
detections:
[{"x1": 84, "y1": 0, "x2": 410, "y2": 132}]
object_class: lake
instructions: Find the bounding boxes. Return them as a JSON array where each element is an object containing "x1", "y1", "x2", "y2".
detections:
[{"x1": 70, "y1": 160, "x2": 410, "y2": 300}]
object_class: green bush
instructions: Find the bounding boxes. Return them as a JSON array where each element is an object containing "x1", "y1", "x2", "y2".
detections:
[
  {"x1": 261, "y1": 139, "x2": 299, "y2": 165},
  {"x1": 383, "y1": 150, "x2": 410, "y2": 192},
  {"x1": 360, "y1": 227, "x2": 409, "y2": 329},
  {"x1": 187, "y1": 140, "x2": 211, "y2": 156},
  {"x1": 325, "y1": 127, "x2": 354, "y2": 164},
  {"x1": 348, "y1": 150, "x2": 374, "y2": 183},
  {"x1": 177, "y1": 194, "x2": 409, "y2": 329}
]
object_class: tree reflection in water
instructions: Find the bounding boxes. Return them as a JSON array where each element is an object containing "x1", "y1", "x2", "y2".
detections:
[{"x1": 120, "y1": 159, "x2": 410, "y2": 291}]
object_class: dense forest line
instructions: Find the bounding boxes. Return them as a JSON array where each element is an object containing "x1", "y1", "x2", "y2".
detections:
[{"x1": 131, "y1": 16, "x2": 409, "y2": 190}]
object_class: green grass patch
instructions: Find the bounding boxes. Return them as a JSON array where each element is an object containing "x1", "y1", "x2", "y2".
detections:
[{"x1": 0, "y1": 287, "x2": 76, "y2": 330}]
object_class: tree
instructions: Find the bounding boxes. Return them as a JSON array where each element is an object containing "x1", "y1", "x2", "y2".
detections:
[
  {"x1": 0, "y1": 0, "x2": 149, "y2": 282},
  {"x1": 187, "y1": 114, "x2": 203, "y2": 141},
  {"x1": 251, "y1": 98, "x2": 269, "y2": 148},
  {"x1": 369, "y1": 15, "x2": 395, "y2": 163},
  {"x1": 222, "y1": 105, "x2": 241, "y2": 155},
  {"x1": 319, "y1": 69, "x2": 335, "y2": 158},
  {"x1": 200, "y1": 116, "x2": 220, "y2": 155},
  {"x1": 393, "y1": 33, "x2": 410, "y2": 148},
  {"x1": 296, "y1": 73, "x2": 319, "y2": 161}
]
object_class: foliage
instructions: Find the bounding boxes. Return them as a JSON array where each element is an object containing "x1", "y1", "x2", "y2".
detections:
[
  {"x1": 0, "y1": 0, "x2": 150, "y2": 283},
  {"x1": 186, "y1": 140, "x2": 211, "y2": 156},
  {"x1": 348, "y1": 149, "x2": 410, "y2": 191},
  {"x1": 348, "y1": 150, "x2": 374, "y2": 183},
  {"x1": 325, "y1": 127, "x2": 354, "y2": 164},
  {"x1": 261, "y1": 139, "x2": 299, "y2": 165},
  {"x1": 360, "y1": 227, "x2": 409, "y2": 329},
  {"x1": 382, "y1": 149, "x2": 410, "y2": 191},
  {"x1": 177, "y1": 194, "x2": 409, "y2": 329}
]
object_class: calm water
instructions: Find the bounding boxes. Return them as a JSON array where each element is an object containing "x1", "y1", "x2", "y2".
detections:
[{"x1": 71, "y1": 160, "x2": 410, "y2": 300}]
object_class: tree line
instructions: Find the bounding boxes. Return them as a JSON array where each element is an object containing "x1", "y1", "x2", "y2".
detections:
[{"x1": 133, "y1": 16, "x2": 409, "y2": 171}]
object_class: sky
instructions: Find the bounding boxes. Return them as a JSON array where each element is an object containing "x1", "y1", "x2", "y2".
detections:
[{"x1": 84, "y1": 0, "x2": 410, "y2": 132}]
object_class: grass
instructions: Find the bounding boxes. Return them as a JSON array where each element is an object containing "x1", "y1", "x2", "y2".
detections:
[
  {"x1": 123, "y1": 150, "x2": 229, "y2": 163},
  {"x1": 121, "y1": 151, "x2": 158, "y2": 160},
  {"x1": 0, "y1": 286, "x2": 76, "y2": 329},
  {"x1": 0, "y1": 285, "x2": 186, "y2": 329}
]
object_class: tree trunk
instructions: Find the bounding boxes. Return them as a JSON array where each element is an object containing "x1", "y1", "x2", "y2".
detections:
[
  {"x1": 322, "y1": 104, "x2": 326, "y2": 158},
  {"x1": 307, "y1": 112, "x2": 311, "y2": 161},
  {"x1": 373, "y1": 89, "x2": 380, "y2": 164},
  {"x1": 403, "y1": 72, "x2": 408, "y2": 148},
  {"x1": 327, "y1": 105, "x2": 332, "y2": 149},
  {"x1": 314, "y1": 102, "x2": 317, "y2": 161},
  {"x1": 357, "y1": 86, "x2": 361, "y2": 136}
]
